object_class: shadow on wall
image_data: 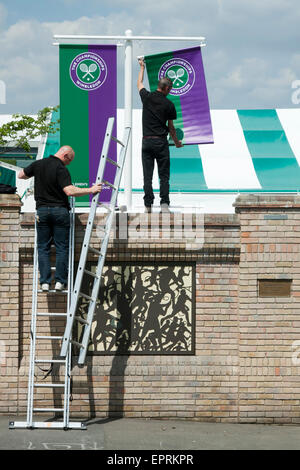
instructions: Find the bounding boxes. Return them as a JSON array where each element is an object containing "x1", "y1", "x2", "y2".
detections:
[{"x1": 84, "y1": 273, "x2": 132, "y2": 421}]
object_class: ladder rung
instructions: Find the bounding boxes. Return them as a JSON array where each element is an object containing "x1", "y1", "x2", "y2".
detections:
[
  {"x1": 95, "y1": 225, "x2": 106, "y2": 233},
  {"x1": 102, "y1": 180, "x2": 117, "y2": 191},
  {"x1": 84, "y1": 269, "x2": 101, "y2": 279},
  {"x1": 71, "y1": 340, "x2": 84, "y2": 349},
  {"x1": 38, "y1": 290, "x2": 68, "y2": 294},
  {"x1": 106, "y1": 157, "x2": 121, "y2": 168},
  {"x1": 34, "y1": 383, "x2": 65, "y2": 388},
  {"x1": 33, "y1": 408, "x2": 64, "y2": 412},
  {"x1": 88, "y1": 246, "x2": 102, "y2": 256},
  {"x1": 97, "y1": 203, "x2": 112, "y2": 212},
  {"x1": 9, "y1": 421, "x2": 86, "y2": 430},
  {"x1": 79, "y1": 292, "x2": 96, "y2": 302},
  {"x1": 35, "y1": 359, "x2": 66, "y2": 364},
  {"x1": 111, "y1": 136, "x2": 125, "y2": 147},
  {"x1": 37, "y1": 313, "x2": 67, "y2": 318},
  {"x1": 74, "y1": 315, "x2": 89, "y2": 325},
  {"x1": 36, "y1": 335, "x2": 63, "y2": 340}
]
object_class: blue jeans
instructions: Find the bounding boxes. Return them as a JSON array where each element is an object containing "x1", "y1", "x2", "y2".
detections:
[{"x1": 36, "y1": 206, "x2": 70, "y2": 285}]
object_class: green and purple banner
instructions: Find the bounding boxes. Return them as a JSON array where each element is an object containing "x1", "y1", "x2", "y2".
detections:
[
  {"x1": 145, "y1": 46, "x2": 213, "y2": 145},
  {"x1": 59, "y1": 45, "x2": 117, "y2": 205}
]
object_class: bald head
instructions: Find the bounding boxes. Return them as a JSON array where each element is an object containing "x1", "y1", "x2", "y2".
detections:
[{"x1": 55, "y1": 145, "x2": 75, "y2": 166}]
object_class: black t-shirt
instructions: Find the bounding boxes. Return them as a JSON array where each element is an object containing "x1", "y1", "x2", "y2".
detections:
[
  {"x1": 140, "y1": 88, "x2": 177, "y2": 137},
  {"x1": 24, "y1": 155, "x2": 72, "y2": 209}
]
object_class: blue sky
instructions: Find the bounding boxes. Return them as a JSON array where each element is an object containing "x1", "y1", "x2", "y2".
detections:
[
  {"x1": 0, "y1": 0, "x2": 300, "y2": 114},
  {"x1": 1, "y1": 0, "x2": 114, "y2": 25}
]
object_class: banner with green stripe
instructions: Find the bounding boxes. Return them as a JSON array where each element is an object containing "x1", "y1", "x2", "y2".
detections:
[{"x1": 59, "y1": 45, "x2": 117, "y2": 205}]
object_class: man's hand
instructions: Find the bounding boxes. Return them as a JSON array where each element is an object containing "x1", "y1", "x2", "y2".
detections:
[
  {"x1": 175, "y1": 141, "x2": 184, "y2": 148},
  {"x1": 64, "y1": 183, "x2": 103, "y2": 197},
  {"x1": 137, "y1": 58, "x2": 145, "y2": 91},
  {"x1": 168, "y1": 121, "x2": 184, "y2": 148},
  {"x1": 89, "y1": 183, "x2": 103, "y2": 195},
  {"x1": 17, "y1": 169, "x2": 29, "y2": 180}
]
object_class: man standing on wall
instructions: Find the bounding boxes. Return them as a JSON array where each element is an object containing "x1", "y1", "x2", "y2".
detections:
[
  {"x1": 137, "y1": 58, "x2": 183, "y2": 213},
  {"x1": 18, "y1": 146, "x2": 102, "y2": 292}
]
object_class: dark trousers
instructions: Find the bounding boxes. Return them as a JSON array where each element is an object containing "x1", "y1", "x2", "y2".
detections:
[
  {"x1": 142, "y1": 138, "x2": 170, "y2": 207},
  {"x1": 36, "y1": 206, "x2": 70, "y2": 285}
]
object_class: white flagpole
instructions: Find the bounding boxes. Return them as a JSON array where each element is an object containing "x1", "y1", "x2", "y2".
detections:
[{"x1": 124, "y1": 29, "x2": 133, "y2": 210}]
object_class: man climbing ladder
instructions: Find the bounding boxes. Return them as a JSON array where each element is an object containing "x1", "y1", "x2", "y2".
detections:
[{"x1": 18, "y1": 145, "x2": 103, "y2": 291}]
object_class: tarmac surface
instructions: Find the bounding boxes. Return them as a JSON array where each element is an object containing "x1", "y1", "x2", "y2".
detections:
[{"x1": 1, "y1": 416, "x2": 300, "y2": 450}]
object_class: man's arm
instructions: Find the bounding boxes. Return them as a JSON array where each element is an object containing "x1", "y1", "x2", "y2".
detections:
[
  {"x1": 168, "y1": 121, "x2": 183, "y2": 148},
  {"x1": 137, "y1": 58, "x2": 145, "y2": 92},
  {"x1": 63, "y1": 183, "x2": 103, "y2": 197},
  {"x1": 18, "y1": 169, "x2": 30, "y2": 180}
]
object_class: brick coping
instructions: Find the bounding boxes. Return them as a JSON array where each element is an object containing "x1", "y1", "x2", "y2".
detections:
[
  {"x1": 0, "y1": 194, "x2": 22, "y2": 208},
  {"x1": 19, "y1": 212, "x2": 241, "y2": 228},
  {"x1": 234, "y1": 194, "x2": 300, "y2": 211}
]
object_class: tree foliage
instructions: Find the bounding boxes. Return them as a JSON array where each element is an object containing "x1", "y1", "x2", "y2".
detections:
[{"x1": 0, "y1": 105, "x2": 60, "y2": 155}]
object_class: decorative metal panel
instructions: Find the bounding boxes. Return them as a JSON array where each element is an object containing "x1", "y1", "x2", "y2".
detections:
[{"x1": 76, "y1": 263, "x2": 195, "y2": 355}]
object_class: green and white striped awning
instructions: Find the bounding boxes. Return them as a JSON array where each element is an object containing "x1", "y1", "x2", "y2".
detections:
[
  {"x1": 118, "y1": 108, "x2": 300, "y2": 193},
  {"x1": 41, "y1": 108, "x2": 300, "y2": 194}
]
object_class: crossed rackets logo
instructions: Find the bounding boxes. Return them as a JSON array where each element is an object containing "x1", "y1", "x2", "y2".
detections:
[
  {"x1": 167, "y1": 67, "x2": 188, "y2": 88},
  {"x1": 70, "y1": 52, "x2": 107, "y2": 90},
  {"x1": 77, "y1": 60, "x2": 100, "y2": 83},
  {"x1": 159, "y1": 58, "x2": 195, "y2": 96}
]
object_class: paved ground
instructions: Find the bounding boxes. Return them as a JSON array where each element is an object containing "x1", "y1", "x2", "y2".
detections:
[{"x1": 1, "y1": 416, "x2": 300, "y2": 450}]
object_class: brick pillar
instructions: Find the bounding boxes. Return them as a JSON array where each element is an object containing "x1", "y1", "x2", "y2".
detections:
[
  {"x1": 0, "y1": 194, "x2": 22, "y2": 414},
  {"x1": 234, "y1": 194, "x2": 300, "y2": 424}
]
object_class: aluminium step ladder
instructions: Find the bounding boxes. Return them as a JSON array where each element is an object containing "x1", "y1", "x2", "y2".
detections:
[
  {"x1": 60, "y1": 117, "x2": 131, "y2": 365},
  {"x1": 10, "y1": 197, "x2": 86, "y2": 430}
]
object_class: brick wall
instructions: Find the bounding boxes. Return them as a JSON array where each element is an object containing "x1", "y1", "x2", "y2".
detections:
[
  {"x1": 0, "y1": 195, "x2": 22, "y2": 415},
  {"x1": 234, "y1": 195, "x2": 300, "y2": 424},
  {"x1": 1, "y1": 194, "x2": 300, "y2": 423}
]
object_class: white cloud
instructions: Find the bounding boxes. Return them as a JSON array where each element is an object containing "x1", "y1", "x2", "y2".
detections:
[
  {"x1": 291, "y1": 54, "x2": 300, "y2": 69},
  {"x1": 0, "y1": 2, "x2": 300, "y2": 113},
  {"x1": 0, "y1": 19, "x2": 58, "y2": 111},
  {"x1": 210, "y1": 56, "x2": 299, "y2": 109}
]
